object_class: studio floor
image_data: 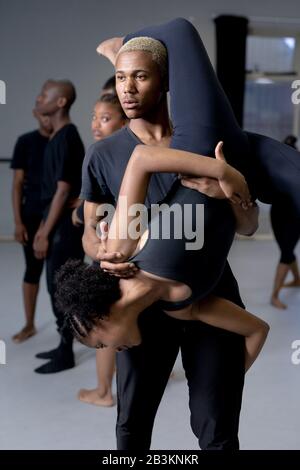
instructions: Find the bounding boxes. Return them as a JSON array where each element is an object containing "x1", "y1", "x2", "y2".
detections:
[{"x1": 0, "y1": 238, "x2": 300, "y2": 450}]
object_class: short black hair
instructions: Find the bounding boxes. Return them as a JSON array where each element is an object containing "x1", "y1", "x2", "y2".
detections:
[
  {"x1": 55, "y1": 259, "x2": 121, "y2": 338},
  {"x1": 283, "y1": 134, "x2": 297, "y2": 148},
  {"x1": 55, "y1": 79, "x2": 76, "y2": 111},
  {"x1": 97, "y1": 93, "x2": 127, "y2": 120}
]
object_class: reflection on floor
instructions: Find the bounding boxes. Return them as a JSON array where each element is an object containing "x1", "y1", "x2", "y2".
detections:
[{"x1": 0, "y1": 239, "x2": 299, "y2": 450}]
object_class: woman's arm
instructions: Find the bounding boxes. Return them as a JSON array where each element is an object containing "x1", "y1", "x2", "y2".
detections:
[
  {"x1": 106, "y1": 142, "x2": 251, "y2": 258},
  {"x1": 230, "y1": 202, "x2": 259, "y2": 236}
]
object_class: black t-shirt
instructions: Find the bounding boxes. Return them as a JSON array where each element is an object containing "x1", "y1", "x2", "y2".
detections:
[
  {"x1": 10, "y1": 130, "x2": 49, "y2": 216},
  {"x1": 42, "y1": 123, "x2": 85, "y2": 215},
  {"x1": 80, "y1": 126, "x2": 177, "y2": 206}
]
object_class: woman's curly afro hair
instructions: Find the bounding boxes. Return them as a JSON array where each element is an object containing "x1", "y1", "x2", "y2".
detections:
[{"x1": 54, "y1": 259, "x2": 121, "y2": 338}]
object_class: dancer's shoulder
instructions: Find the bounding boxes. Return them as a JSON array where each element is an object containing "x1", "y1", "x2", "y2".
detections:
[{"x1": 85, "y1": 127, "x2": 136, "y2": 163}]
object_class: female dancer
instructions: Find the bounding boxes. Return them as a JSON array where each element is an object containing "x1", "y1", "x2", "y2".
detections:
[{"x1": 56, "y1": 20, "x2": 269, "y2": 372}]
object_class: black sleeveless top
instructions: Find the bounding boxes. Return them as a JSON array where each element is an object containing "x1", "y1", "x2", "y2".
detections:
[{"x1": 129, "y1": 179, "x2": 236, "y2": 310}]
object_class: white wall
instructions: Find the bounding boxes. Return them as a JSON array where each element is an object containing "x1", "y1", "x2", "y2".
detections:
[
  {"x1": 1, "y1": 0, "x2": 300, "y2": 235},
  {"x1": 2, "y1": 0, "x2": 300, "y2": 155}
]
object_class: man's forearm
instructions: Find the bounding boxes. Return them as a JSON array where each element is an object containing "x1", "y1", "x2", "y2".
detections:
[
  {"x1": 12, "y1": 182, "x2": 23, "y2": 225},
  {"x1": 82, "y1": 225, "x2": 102, "y2": 260},
  {"x1": 42, "y1": 188, "x2": 70, "y2": 236},
  {"x1": 231, "y1": 202, "x2": 259, "y2": 236}
]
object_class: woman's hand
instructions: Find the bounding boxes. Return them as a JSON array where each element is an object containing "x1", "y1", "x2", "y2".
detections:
[
  {"x1": 97, "y1": 221, "x2": 139, "y2": 278},
  {"x1": 216, "y1": 142, "x2": 252, "y2": 209}
]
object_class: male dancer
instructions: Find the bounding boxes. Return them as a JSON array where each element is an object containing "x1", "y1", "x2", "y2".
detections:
[
  {"x1": 80, "y1": 23, "x2": 258, "y2": 449},
  {"x1": 11, "y1": 108, "x2": 52, "y2": 343},
  {"x1": 34, "y1": 79, "x2": 85, "y2": 374}
]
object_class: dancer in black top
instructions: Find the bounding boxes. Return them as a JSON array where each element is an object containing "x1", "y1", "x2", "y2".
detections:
[
  {"x1": 74, "y1": 19, "x2": 259, "y2": 450},
  {"x1": 57, "y1": 21, "x2": 268, "y2": 373},
  {"x1": 33, "y1": 79, "x2": 85, "y2": 374},
  {"x1": 11, "y1": 108, "x2": 52, "y2": 343}
]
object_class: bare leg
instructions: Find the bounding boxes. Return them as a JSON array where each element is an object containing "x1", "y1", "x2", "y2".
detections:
[
  {"x1": 78, "y1": 348, "x2": 115, "y2": 407},
  {"x1": 271, "y1": 263, "x2": 290, "y2": 309},
  {"x1": 168, "y1": 296, "x2": 269, "y2": 372},
  {"x1": 12, "y1": 282, "x2": 38, "y2": 343},
  {"x1": 284, "y1": 259, "x2": 300, "y2": 287}
]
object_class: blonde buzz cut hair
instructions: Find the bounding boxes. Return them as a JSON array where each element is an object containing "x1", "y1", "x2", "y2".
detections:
[{"x1": 117, "y1": 36, "x2": 168, "y2": 83}]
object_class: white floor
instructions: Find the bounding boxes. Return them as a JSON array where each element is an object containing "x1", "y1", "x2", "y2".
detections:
[{"x1": 0, "y1": 238, "x2": 300, "y2": 450}]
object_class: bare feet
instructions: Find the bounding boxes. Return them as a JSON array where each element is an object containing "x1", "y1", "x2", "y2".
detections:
[
  {"x1": 77, "y1": 388, "x2": 115, "y2": 407},
  {"x1": 96, "y1": 37, "x2": 124, "y2": 65},
  {"x1": 12, "y1": 326, "x2": 36, "y2": 343},
  {"x1": 283, "y1": 279, "x2": 300, "y2": 288},
  {"x1": 271, "y1": 296, "x2": 287, "y2": 310}
]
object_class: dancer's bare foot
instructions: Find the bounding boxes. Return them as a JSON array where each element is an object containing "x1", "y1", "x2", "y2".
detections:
[
  {"x1": 96, "y1": 37, "x2": 124, "y2": 65},
  {"x1": 77, "y1": 388, "x2": 115, "y2": 407},
  {"x1": 283, "y1": 279, "x2": 300, "y2": 288},
  {"x1": 271, "y1": 296, "x2": 287, "y2": 310},
  {"x1": 12, "y1": 326, "x2": 36, "y2": 343}
]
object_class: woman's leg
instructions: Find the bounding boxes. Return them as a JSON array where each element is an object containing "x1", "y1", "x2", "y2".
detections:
[
  {"x1": 247, "y1": 132, "x2": 300, "y2": 215},
  {"x1": 285, "y1": 258, "x2": 300, "y2": 286},
  {"x1": 125, "y1": 19, "x2": 300, "y2": 213},
  {"x1": 270, "y1": 202, "x2": 300, "y2": 307},
  {"x1": 78, "y1": 348, "x2": 115, "y2": 407},
  {"x1": 188, "y1": 296, "x2": 269, "y2": 371},
  {"x1": 271, "y1": 263, "x2": 290, "y2": 309}
]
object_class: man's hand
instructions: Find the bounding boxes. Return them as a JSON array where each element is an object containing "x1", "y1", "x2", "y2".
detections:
[
  {"x1": 97, "y1": 221, "x2": 138, "y2": 278},
  {"x1": 33, "y1": 229, "x2": 49, "y2": 259},
  {"x1": 180, "y1": 175, "x2": 227, "y2": 199},
  {"x1": 14, "y1": 223, "x2": 28, "y2": 245},
  {"x1": 72, "y1": 207, "x2": 83, "y2": 227}
]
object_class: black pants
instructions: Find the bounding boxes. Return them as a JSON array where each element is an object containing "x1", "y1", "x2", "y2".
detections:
[
  {"x1": 46, "y1": 210, "x2": 84, "y2": 342},
  {"x1": 116, "y1": 263, "x2": 245, "y2": 450},
  {"x1": 21, "y1": 209, "x2": 44, "y2": 284},
  {"x1": 270, "y1": 202, "x2": 300, "y2": 264}
]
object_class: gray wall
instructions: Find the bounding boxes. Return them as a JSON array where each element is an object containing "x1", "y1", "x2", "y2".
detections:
[{"x1": 1, "y1": 0, "x2": 300, "y2": 236}]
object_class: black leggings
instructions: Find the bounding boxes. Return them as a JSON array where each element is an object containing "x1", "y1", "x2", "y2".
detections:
[
  {"x1": 21, "y1": 211, "x2": 44, "y2": 284},
  {"x1": 271, "y1": 202, "x2": 300, "y2": 264},
  {"x1": 125, "y1": 18, "x2": 300, "y2": 214}
]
